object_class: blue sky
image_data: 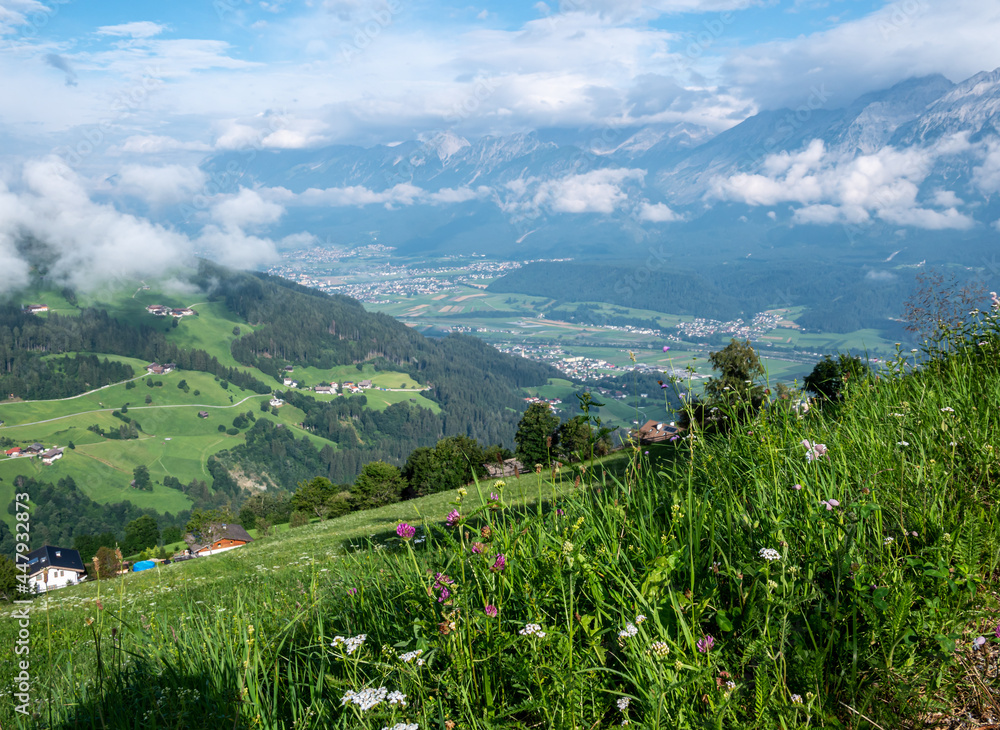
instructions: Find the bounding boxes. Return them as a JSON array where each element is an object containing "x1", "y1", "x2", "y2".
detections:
[
  {"x1": 3, "y1": 0, "x2": 998, "y2": 162},
  {"x1": 1, "y1": 0, "x2": 1000, "y2": 290}
]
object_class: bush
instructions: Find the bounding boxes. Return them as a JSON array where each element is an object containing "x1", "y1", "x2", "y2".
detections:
[
  {"x1": 226, "y1": 427, "x2": 239, "y2": 436},
  {"x1": 289, "y1": 511, "x2": 310, "y2": 528}
]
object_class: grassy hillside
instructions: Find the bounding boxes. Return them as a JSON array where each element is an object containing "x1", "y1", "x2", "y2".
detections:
[{"x1": 3, "y1": 314, "x2": 999, "y2": 728}]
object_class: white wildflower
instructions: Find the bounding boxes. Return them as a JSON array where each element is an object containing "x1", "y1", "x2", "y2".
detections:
[
  {"x1": 884, "y1": 537, "x2": 894, "y2": 545},
  {"x1": 341, "y1": 686, "x2": 388, "y2": 711},
  {"x1": 331, "y1": 634, "x2": 367, "y2": 655},
  {"x1": 520, "y1": 623, "x2": 546, "y2": 638},
  {"x1": 759, "y1": 548, "x2": 781, "y2": 561},
  {"x1": 617, "y1": 697, "x2": 631, "y2": 710},
  {"x1": 382, "y1": 724, "x2": 419, "y2": 730},
  {"x1": 399, "y1": 649, "x2": 425, "y2": 666},
  {"x1": 791, "y1": 694, "x2": 803, "y2": 704},
  {"x1": 635, "y1": 614, "x2": 647, "y2": 624},
  {"x1": 387, "y1": 690, "x2": 408, "y2": 707},
  {"x1": 619, "y1": 623, "x2": 639, "y2": 639},
  {"x1": 940, "y1": 407, "x2": 955, "y2": 413}
]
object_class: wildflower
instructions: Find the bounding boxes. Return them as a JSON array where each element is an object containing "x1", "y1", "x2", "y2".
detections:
[
  {"x1": 759, "y1": 548, "x2": 781, "y2": 561},
  {"x1": 396, "y1": 523, "x2": 416, "y2": 540},
  {"x1": 485, "y1": 604, "x2": 498, "y2": 618},
  {"x1": 471, "y1": 542, "x2": 485, "y2": 554},
  {"x1": 491, "y1": 554, "x2": 507, "y2": 572},
  {"x1": 897, "y1": 441, "x2": 909, "y2": 447},
  {"x1": 556, "y1": 508, "x2": 564, "y2": 516},
  {"x1": 619, "y1": 623, "x2": 638, "y2": 639},
  {"x1": 663, "y1": 345, "x2": 670, "y2": 352},
  {"x1": 820, "y1": 498, "x2": 840, "y2": 510},
  {"x1": 941, "y1": 406, "x2": 955, "y2": 413},
  {"x1": 387, "y1": 690, "x2": 408, "y2": 706},
  {"x1": 696, "y1": 635, "x2": 715, "y2": 653},
  {"x1": 791, "y1": 694, "x2": 803, "y2": 704},
  {"x1": 438, "y1": 587, "x2": 451, "y2": 603},
  {"x1": 331, "y1": 634, "x2": 367, "y2": 655},
  {"x1": 884, "y1": 537, "x2": 894, "y2": 545},
  {"x1": 644, "y1": 450, "x2": 649, "y2": 455},
  {"x1": 617, "y1": 697, "x2": 631, "y2": 710},
  {"x1": 767, "y1": 580, "x2": 778, "y2": 591},
  {"x1": 493, "y1": 479, "x2": 506, "y2": 490},
  {"x1": 341, "y1": 686, "x2": 388, "y2": 711},
  {"x1": 489, "y1": 492, "x2": 499, "y2": 501},
  {"x1": 659, "y1": 381, "x2": 668, "y2": 389},
  {"x1": 399, "y1": 649, "x2": 425, "y2": 666},
  {"x1": 382, "y1": 724, "x2": 419, "y2": 730},
  {"x1": 791, "y1": 483, "x2": 803, "y2": 491},
  {"x1": 995, "y1": 622, "x2": 1000, "y2": 639},
  {"x1": 85, "y1": 617, "x2": 95, "y2": 626},
  {"x1": 446, "y1": 510, "x2": 461, "y2": 527},
  {"x1": 636, "y1": 614, "x2": 647, "y2": 624},
  {"x1": 457, "y1": 487, "x2": 467, "y2": 499},
  {"x1": 973, "y1": 636, "x2": 987, "y2": 649},
  {"x1": 802, "y1": 440, "x2": 828, "y2": 462},
  {"x1": 348, "y1": 587, "x2": 358, "y2": 596},
  {"x1": 519, "y1": 623, "x2": 546, "y2": 637},
  {"x1": 674, "y1": 660, "x2": 684, "y2": 670},
  {"x1": 649, "y1": 641, "x2": 670, "y2": 658}
]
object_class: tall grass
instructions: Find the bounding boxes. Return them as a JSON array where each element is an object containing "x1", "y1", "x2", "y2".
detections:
[{"x1": 5, "y1": 316, "x2": 1000, "y2": 729}]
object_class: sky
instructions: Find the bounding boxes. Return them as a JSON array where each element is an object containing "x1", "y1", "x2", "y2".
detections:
[{"x1": 1, "y1": 0, "x2": 999, "y2": 290}]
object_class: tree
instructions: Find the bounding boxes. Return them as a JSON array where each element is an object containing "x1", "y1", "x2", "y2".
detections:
[
  {"x1": 804, "y1": 354, "x2": 869, "y2": 402},
  {"x1": 514, "y1": 403, "x2": 560, "y2": 468},
  {"x1": 93, "y1": 546, "x2": 123, "y2": 580},
  {"x1": 289, "y1": 511, "x2": 310, "y2": 528},
  {"x1": 132, "y1": 465, "x2": 151, "y2": 491},
  {"x1": 232, "y1": 326, "x2": 241, "y2": 336},
  {"x1": 162, "y1": 526, "x2": 182, "y2": 545},
  {"x1": 0, "y1": 555, "x2": 17, "y2": 602},
  {"x1": 123, "y1": 515, "x2": 160, "y2": 555},
  {"x1": 292, "y1": 476, "x2": 339, "y2": 518},
  {"x1": 352, "y1": 461, "x2": 406, "y2": 509},
  {"x1": 703, "y1": 339, "x2": 766, "y2": 402},
  {"x1": 74, "y1": 531, "x2": 118, "y2": 563},
  {"x1": 554, "y1": 415, "x2": 592, "y2": 462},
  {"x1": 185, "y1": 507, "x2": 236, "y2": 544}
]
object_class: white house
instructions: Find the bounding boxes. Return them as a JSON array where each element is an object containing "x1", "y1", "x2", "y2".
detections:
[
  {"x1": 25, "y1": 545, "x2": 87, "y2": 592},
  {"x1": 269, "y1": 397, "x2": 284, "y2": 407},
  {"x1": 282, "y1": 378, "x2": 298, "y2": 388},
  {"x1": 41, "y1": 448, "x2": 64, "y2": 465}
]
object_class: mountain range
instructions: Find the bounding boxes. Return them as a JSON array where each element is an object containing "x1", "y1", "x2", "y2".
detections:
[{"x1": 188, "y1": 68, "x2": 1000, "y2": 270}]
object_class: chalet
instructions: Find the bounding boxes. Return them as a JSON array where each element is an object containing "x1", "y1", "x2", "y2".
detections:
[
  {"x1": 483, "y1": 458, "x2": 525, "y2": 478},
  {"x1": 24, "y1": 304, "x2": 49, "y2": 314},
  {"x1": 283, "y1": 366, "x2": 294, "y2": 373},
  {"x1": 170, "y1": 308, "x2": 195, "y2": 317},
  {"x1": 314, "y1": 385, "x2": 335, "y2": 395},
  {"x1": 359, "y1": 379, "x2": 373, "y2": 389},
  {"x1": 282, "y1": 379, "x2": 298, "y2": 388},
  {"x1": 41, "y1": 448, "x2": 64, "y2": 465},
  {"x1": 184, "y1": 523, "x2": 253, "y2": 556},
  {"x1": 25, "y1": 545, "x2": 87, "y2": 592},
  {"x1": 146, "y1": 362, "x2": 175, "y2": 375},
  {"x1": 145, "y1": 304, "x2": 170, "y2": 316},
  {"x1": 197, "y1": 411, "x2": 209, "y2": 419},
  {"x1": 269, "y1": 397, "x2": 284, "y2": 407},
  {"x1": 632, "y1": 420, "x2": 684, "y2": 445},
  {"x1": 5, "y1": 447, "x2": 21, "y2": 457},
  {"x1": 23, "y1": 443, "x2": 45, "y2": 455}
]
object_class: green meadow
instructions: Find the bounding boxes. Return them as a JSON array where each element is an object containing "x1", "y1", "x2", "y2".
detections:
[{"x1": 2, "y1": 317, "x2": 999, "y2": 728}]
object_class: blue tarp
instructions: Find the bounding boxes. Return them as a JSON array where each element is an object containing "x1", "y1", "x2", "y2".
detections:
[{"x1": 132, "y1": 560, "x2": 156, "y2": 572}]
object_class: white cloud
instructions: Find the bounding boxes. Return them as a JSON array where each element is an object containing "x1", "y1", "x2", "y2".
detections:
[
  {"x1": 973, "y1": 142, "x2": 1000, "y2": 194},
  {"x1": 114, "y1": 135, "x2": 212, "y2": 154},
  {"x1": 723, "y1": 0, "x2": 1000, "y2": 109},
  {"x1": 532, "y1": 168, "x2": 646, "y2": 214},
  {"x1": 711, "y1": 136, "x2": 977, "y2": 231},
  {"x1": 0, "y1": 156, "x2": 193, "y2": 292},
  {"x1": 115, "y1": 164, "x2": 206, "y2": 205},
  {"x1": 197, "y1": 224, "x2": 279, "y2": 271},
  {"x1": 0, "y1": 0, "x2": 49, "y2": 35},
  {"x1": 639, "y1": 201, "x2": 682, "y2": 222},
  {"x1": 211, "y1": 188, "x2": 285, "y2": 229},
  {"x1": 96, "y1": 22, "x2": 167, "y2": 39}
]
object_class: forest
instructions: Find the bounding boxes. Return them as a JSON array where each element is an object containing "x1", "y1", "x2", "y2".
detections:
[
  {"x1": 487, "y1": 259, "x2": 928, "y2": 335},
  {"x1": 0, "y1": 304, "x2": 270, "y2": 398}
]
